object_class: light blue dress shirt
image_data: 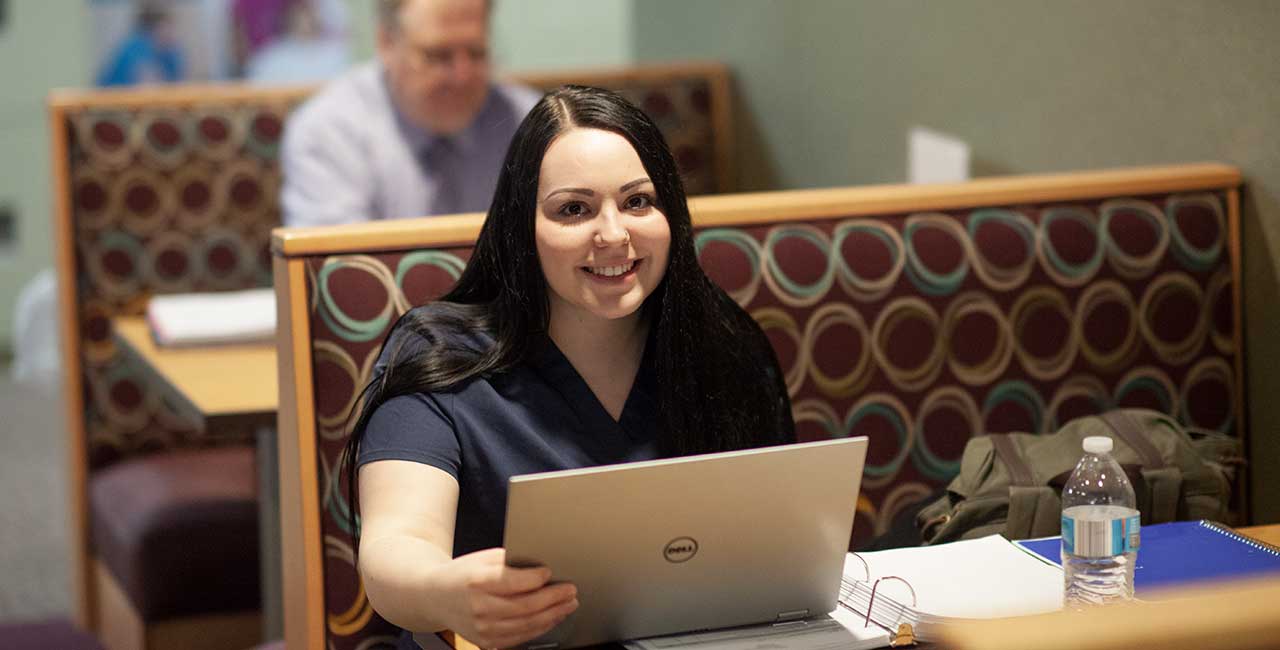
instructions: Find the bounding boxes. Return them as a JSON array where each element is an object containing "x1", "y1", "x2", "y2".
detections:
[{"x1": 281, "y1": 62, "x2": 541, "y2": 226}]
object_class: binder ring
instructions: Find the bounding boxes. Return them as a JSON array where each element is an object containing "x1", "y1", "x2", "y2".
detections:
[
  {"x1": 865, "y1": 576, "x2": 917, "y2": 628},
  {"x1": 847, "y1": 552, "x2": 871, "y2": 582}
]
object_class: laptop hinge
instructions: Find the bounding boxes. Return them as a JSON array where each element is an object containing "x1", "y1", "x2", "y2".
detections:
[{"x1": 775, "y1": 609, "x2": 810, "y2": 622}]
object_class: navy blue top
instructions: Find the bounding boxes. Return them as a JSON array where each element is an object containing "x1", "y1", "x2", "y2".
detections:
[{"x1": 357, "y1": 309, "x2": 661, "y2": 556}]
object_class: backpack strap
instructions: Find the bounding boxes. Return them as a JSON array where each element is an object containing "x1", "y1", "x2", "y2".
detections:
[
  {"x1": 989, "y1": 434, "x2": 1060, "y2": 539},
  {"x1": 990, "y1": 434, "x2": 1035, "y2": 487},
  {"x1": 1100, "y1": 410, "x2": 1165, "y2": 468},
  {"x1": 1099, "y1": 410, "x2": 1183, "y2": 523}
]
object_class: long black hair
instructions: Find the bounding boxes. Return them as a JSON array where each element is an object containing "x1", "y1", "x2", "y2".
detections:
[{"x1": 342, "y1": 85, "x2": 794, "y2": 534}]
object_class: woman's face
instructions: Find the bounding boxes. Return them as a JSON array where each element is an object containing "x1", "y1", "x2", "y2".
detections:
[{"x1": 534, "y1": 127, "x2": 672, "y2": 327}]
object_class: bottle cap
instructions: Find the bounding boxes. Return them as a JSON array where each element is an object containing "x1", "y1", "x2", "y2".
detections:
[{"x1": 1082, "y1": 436, "x2": 1113, "y2": 454}]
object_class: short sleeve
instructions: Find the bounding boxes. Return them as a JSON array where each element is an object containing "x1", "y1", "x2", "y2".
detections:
[{"x1": 357, "y1": 393, "x2": 461, "y2": 479}]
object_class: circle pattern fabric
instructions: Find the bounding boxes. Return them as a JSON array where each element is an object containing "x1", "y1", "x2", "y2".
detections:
[{"x1": 67, "y1": 98, "x2": 299, "y2": 468}]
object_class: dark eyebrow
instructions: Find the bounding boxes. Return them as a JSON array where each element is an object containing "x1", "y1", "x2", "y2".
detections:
[
  {"x1": 620, "y1": 177, "x2": 652, "y2": 192},
  {"x1": 542, "y1": 178, "x2": 651, "y2": 201},
  {"x1": 542, "y1": 187, "x2": 595, "y2": 201}
]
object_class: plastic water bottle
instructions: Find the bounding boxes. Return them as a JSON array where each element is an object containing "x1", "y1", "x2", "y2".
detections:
[{"x1": 1061, "y1": 435, "x2": 1140, "y2": 608}]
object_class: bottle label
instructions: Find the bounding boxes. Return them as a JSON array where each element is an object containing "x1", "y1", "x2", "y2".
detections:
[{"x1": 1061, "y1": 512, "x2": 1141, "y2": 557}]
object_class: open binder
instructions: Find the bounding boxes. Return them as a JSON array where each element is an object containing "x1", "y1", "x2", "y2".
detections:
[{"x1": 837, "y1": 535, "x2": 1063, "y2": 641}]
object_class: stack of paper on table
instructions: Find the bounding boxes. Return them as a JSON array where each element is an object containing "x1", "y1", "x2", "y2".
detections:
[
  {"x1": 145, "y1": 288, "x2": 276, "y2": 347},
  {"x1": 838, "y1": 534, "x2": 1063, "y2": 641}
]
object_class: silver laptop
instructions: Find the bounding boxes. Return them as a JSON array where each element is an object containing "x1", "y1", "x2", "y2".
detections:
[{"x1": 503, "y1": 436, "x2": 869, "y2": 649}]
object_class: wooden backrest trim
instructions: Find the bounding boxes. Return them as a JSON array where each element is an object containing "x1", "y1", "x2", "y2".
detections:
[
  {"x1": 274, "y1": 256, "x2": 327, "y2": 650},
  {"x1": 49, "y1": 101, "x2": 96, "y2": 630},
  {"x1": 1227, "y1": 188, "x2": 1248, "y2": 519},
  {"x1": 48, "y1": 84, "x2": 317, "y2": 110}
]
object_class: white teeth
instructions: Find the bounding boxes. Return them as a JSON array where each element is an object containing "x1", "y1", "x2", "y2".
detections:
[{"x1": 587, "y1": 261, "x2": 636, "y2": 277}]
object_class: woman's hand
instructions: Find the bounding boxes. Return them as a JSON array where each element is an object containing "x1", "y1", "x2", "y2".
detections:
[
  {"x1": 358, "y1": 461, "x2": 576, "y2": 647},
  {"x1": 436, "y1": 548, "x2": 579, "y2": 649}
]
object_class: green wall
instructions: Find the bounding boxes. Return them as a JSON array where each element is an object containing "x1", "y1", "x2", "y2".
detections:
[
  {"x1": 343, "y1": 0, "x2": 636, "y2": 72},
  {"x1": 492, "y1": 0, "x2": 634, "y2": 72},
  {"x1": 0, "y1": 2, "x2": 90, "y2": 355},
  {"x1": 635, "y1": 0, "x2": 1280, "y2": 523}
]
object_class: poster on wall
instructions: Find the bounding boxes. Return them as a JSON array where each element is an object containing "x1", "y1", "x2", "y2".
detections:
[{"x1": 89, "y1": 0, "x2": 351, "y2": 87}]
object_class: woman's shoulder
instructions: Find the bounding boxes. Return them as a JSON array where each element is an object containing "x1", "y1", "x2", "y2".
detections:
[
  {"x1": 392, "y1": 301, "x2": 495, "y2": 352},
  {"x1": 374, "y1": 302, "x2": 496, "y2": 382}
]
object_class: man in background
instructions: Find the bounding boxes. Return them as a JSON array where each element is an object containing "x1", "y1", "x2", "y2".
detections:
[{"x1": 281, "y1": 0, "x2": 540, "y2": 226}]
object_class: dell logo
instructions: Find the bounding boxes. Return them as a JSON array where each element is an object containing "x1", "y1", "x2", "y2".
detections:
[{"x1": 663, "y1": 537, "x2": 698, "y2": 563}]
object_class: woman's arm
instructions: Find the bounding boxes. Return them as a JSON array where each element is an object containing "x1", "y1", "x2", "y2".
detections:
[{"x1": 358, "y1": 460, "x2": 579, "y2": 648}]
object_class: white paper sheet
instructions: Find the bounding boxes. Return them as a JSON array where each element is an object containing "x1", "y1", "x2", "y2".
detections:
[
  {"x1": 843, "y1": 534, "x2": 1063, "y2": 619},
  {"x1": 146, "y1": 288, "x2": 276, "y2": 346}
]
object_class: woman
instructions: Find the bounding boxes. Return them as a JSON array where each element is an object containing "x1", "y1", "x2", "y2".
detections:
[{"x1": 347, "y1": 85, "x2": 794, "y2": 649}]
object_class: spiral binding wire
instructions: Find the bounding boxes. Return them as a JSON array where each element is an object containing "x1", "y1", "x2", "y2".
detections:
[{"x1": 1202, "y1": 520, "x2": 1280, "y2": 556}]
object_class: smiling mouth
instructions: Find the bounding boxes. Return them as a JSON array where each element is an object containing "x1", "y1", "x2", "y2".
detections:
[{"x1": 583, "y1": 260, "x2": 639, "y2": 278}]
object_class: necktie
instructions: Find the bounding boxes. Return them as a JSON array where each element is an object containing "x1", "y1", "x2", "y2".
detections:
[{"x1": 423, "y1": 137, "x2": 463, "y2": 216}]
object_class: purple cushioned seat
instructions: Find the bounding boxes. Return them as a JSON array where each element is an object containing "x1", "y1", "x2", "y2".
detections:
[
  {"x1": 90, "y1": 445, "x2": 261, "y2": 620},
  {"x1": 0, "y1": 619, "x2": 104, "y2": 650}
]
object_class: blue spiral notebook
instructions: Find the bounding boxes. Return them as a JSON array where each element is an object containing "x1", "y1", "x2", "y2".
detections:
[{"x1": 1017, "y1": 520, "x2": 1280, "y2": 599}]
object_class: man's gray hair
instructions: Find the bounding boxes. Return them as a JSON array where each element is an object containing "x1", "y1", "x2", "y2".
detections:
[
  {"x1": 377, "y1": 0, "x2": 405, "y2": 31},
  {"x1": 377, "y1": 0, "x2": 491, "y2": 32}
]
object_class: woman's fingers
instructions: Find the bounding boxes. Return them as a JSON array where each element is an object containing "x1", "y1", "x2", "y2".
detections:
[
  {"x1": 470, "y1": 593, "x2": 580, "y2": 648},
  {"x1": 468, "y1": 580, "x2": 576, "y2": 622},
  {"x1": 457, "y1": 548, "x2": 553, "y2": 596},
  {"x1": 449, "y1": 548, "x2": 580, "y2": 648},
  {"x1": 501, "y1": 581, "x2": 577, "y2": 617},
  {"x1": 477, "y1": 562, "x2": 554, "y2": 596}
]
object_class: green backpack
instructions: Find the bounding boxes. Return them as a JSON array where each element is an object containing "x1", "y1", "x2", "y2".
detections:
[{"x1": 916, "y1": 409, "x2": 1244, "y2": 544}]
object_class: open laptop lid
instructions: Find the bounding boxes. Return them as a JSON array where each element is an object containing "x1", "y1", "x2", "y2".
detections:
[{"x1": 503, "y1": 436, "x2": 869, "y2": 649}]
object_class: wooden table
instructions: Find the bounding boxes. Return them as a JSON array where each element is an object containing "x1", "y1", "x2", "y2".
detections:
[
  {"x1": 1240, "y1": 524, "x2": 1280, "y2": 547},
  {"x1": 112, "y1": 316, "x2": 283, "y2": 639},
  {"x1": 111, "y1": 316, "x2": 277, "y2": 428}
]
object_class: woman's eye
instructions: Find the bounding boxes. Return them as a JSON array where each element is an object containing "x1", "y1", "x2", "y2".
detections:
[
  {"x1": 625, "y1": 194, "x2": 653, "y2": 211},
  {"x1": 557, "y1": 202, "x2": 589, "y2": 218}
]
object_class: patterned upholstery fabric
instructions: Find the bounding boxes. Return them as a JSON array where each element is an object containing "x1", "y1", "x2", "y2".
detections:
[
  {"x1": 64, "y1": 98, "x2": 301, "y2": 468},
  {"x1": 302, "y1": 190, "x2": 1238, "y2": 648},
  {"x1": 307, "y1": 251, "x2": 473, "y2": 647}
]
